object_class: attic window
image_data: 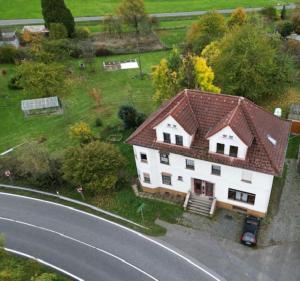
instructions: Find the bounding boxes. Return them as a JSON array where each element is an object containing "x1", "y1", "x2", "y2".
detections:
[
  {"x1": 222, "y1": 134, "x2": 227, "y2": 138},
  {"x1": 229, "y1": 135, "x2": 233, "y2": 140},
  {"x1": 172, "y1": 125, "x2": 177, "y2": 128},
  {"x1": 267, "y1": 134, "x2": 277, "y2": 146},
  {"x1": 167, "y1": 124, "x2": 171, "y2": 127}
]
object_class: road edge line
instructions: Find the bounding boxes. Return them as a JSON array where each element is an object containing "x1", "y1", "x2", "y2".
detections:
[{"x1": 4, "y1": 247, "x2": 85, "y2": 281}]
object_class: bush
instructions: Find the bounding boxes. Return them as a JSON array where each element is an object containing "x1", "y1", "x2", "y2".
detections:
[
  {"x1": 276, "y1": 21, "x2": 294, "y2": 37},
  {"x1": 8, "y1": 75, "x2": 23, "y2": 90},
  {"x1": 0, "y1": 46, "x2": 18, "y2": 64},
  {"x1": 95, "y1": 47, "x2": 113, "y2": 57},
  {"x1": 49, "y1": 23, "x2": 68, "y2": 39},
  {"x1": 118, "y1": 105, "x2": 145, "y2": 129},
  {"x1": 75, "y1": 27, "x2": 90, "y2": 39},
  {"x1": 261, "y1": 6, "x2": 278, "y2": 21},
  {"x1": 292, "y1": 11, "x2": 300, "y2": 34},
  {"x1": 283, "y1": 39, "x2": 300, "y2": 64},
  {"x1": 95, "y1": 117, "x2": 103, "y2": 127}
]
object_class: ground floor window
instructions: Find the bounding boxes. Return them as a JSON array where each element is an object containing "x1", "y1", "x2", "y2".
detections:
[
  {"x1": 228, "y1": 188, "x2": 255, "y2": 205},
  {"x1": 162, "y1": 173, "x2": 172, "y2": 185},
  {"x1": 143, "y1": 173, "x2": 151, "y2": 184}
]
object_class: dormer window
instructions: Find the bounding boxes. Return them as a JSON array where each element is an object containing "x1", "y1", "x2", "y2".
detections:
[
  {"x1": 229, "y1": 146, "x2": 238, "y2": 157},
  {"x1": 216, "y1": 143, "x2": 225, "y2": 154},
  {"x1": 175, "y1": 135, "x2": 183, "y2": 146},
  {"x1": 163, "y1": 133, "x2": 171, "y2": 143}
]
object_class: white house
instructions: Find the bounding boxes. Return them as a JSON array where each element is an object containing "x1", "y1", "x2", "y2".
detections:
[{"x1": 126, "y1": 90, "x2": 291, "y2": 217}]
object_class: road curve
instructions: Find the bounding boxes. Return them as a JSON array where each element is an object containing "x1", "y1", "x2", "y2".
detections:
[{"x1": 0, "y1": 193, "x2": 224, "y2": 281}]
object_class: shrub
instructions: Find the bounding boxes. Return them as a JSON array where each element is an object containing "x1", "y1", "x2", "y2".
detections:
[
  {"x1": 276, "y1": 21, "x2": 294, "y2": 37},
  {"x1": 95, "y1": 47, "x2": 113, "y2": 57},
  {"x1": 283, "y1": 39, "x2": 300, "y2": 64},
  {"x1": 75, "y1": 27, "x2": 90, "y2": 39},
  {"x1": 118, "y1": 105, "x2": 146, "y2": 129},
  {"x1": 95, "y1": 117, "x2": 103, "y2": 127},
  {"x1": 49, "y1": 23, "x2": 68, "y2": 39},
  {"x1": 261, "y1": 6, "x2": 278, "y2": 21},
  {"x1": 69, "y1": 121, "x2": 93, "y2": 144},
  {"x1": 8, "y1": 75, "x2": 23, "y2": 90},
  {"x1": 0, "y1": 46, "x2": 18, "y2": 64},
  {"x1": 135, "y1": 112, "x2": 146, "y2": 127},
  {"x1": 292, "y1": 11, "x2": 300, "y2": 34}
]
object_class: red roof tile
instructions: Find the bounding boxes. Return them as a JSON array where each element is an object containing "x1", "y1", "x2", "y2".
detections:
[{"x1": 126, "y1": 90, "x2": 291, "y2": 176}]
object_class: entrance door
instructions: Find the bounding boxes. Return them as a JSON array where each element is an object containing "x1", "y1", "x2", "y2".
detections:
[
  {"x1": 205, "y1": 182, "x2": 214, "y2": 197},
  {"x1": 193, "y1": 179, "x2": 214, "y2": 197},
  {"x1": 194, "y1": 179, "x2": 202, "y2": 195}
]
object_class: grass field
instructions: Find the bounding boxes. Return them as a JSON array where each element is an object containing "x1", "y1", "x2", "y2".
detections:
[
  {"x1": 0, "y1": 0, "x2": 287, "y2": 19},
  {"x1": 0, "y1": 51, "x2": 167, "y2": 153}
]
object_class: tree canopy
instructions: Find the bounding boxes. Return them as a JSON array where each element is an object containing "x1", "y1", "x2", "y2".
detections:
[
  {"x1": 213, "y1": 24, "x2": 295, "y2": 102},
  {"x1": 62, "y1": 141, "x2": 125, "y2": 194},
  {"x1": 41, "y1": 0, "x2": 75, "y2": 37},
  {"x1": 187, "y1": 11, "x2": 226, "y2": 53}
]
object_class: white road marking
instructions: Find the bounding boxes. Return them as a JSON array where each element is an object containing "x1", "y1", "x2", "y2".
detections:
[
  {"x1": 0, "y1": 216, "x2": 159, "y2": 281},
  {"x1": 0, "y1": 192, "x2": 223, "y2": 281},
  {"x1": 4, "y1": 248, "x2": 85, "y2": 281}
]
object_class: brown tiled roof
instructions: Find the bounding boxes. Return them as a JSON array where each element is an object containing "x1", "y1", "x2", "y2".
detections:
[{"x1": 126, "y1": 90, "x2": 291, "y2": 176}]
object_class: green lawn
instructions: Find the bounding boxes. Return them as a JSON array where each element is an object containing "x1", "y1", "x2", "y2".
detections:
[
  {"x1": 0, "y1": 0, "x2": 287, "y2": 19},
  {"x1": 0, "y1": 248, "x2": 69, "y2": 281},
  {"x1": 0, "y1": 51, "x2": 168, "y2": 153}
]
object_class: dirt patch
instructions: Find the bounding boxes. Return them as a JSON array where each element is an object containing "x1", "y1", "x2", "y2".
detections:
[{"x1": 91, "y1": 31, "x2": 166, "y2": 54}]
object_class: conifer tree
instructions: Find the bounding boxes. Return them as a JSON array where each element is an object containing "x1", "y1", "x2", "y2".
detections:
[{"x1": 41, "y1": 0, "x2": 75, "y2": 37}]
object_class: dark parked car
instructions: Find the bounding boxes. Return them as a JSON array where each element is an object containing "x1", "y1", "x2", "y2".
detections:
[{"x1": 241, "y1": 216, "x2": 260, "y2": 246}]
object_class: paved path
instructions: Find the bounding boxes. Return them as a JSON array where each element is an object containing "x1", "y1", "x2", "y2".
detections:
[
  {"x1": 0, "y1": 4, "x2": 295, "y2": 27},
  {"x1": 0, "y1": 193, "x2": 224, "y2": 281}
]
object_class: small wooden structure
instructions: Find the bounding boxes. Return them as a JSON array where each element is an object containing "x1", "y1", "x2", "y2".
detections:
[
  {"x1": 0, "y1": 31, "x2": 19, "y2": 48},
  {"x1": 21, "y1": 96, "x2": 63, "y2": 117},
  {"x1": 103, "y1": 59, "x2": 139, "y2": 71},
  {"x1": 288, "y1": 104, "x2": 300, "y2": 134}
]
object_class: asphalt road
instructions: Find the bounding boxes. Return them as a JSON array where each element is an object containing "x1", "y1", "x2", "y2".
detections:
[
  {"x1": 0, "y1": 4, "x2": 295, "y2": 26},
  {"x1": 0, "y1": 193, "x2": 224, "y2": 281}
]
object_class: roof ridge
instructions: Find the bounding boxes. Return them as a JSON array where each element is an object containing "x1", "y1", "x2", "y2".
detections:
[
  {"x1": 185, "y1": 90, "x2": 201, "y2": 129},
  {"x1": 240, "y1": 100, "x2": 279, "y2": 174}
]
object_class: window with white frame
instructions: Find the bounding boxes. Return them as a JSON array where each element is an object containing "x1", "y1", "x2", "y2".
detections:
[
  {"x1": 143, "y1": 173, "x2": 151, "y2": 183},
  {"x1": 140, "y1": 153, "x2": 148, "y2": 163},
  {"x1": 241, "y1": 171, "x2": 252, "y2": 183},
  {"x1": 162, "y1": 173, "x2": 172, "y2": 185},
  {"x1": 163, "y1": 132, "x2": 171, "y2": 143},
  {"x1": 228, "y1": 188, "x2": 255, "y2": 205},
  {"x1": 175, "y1": 135, "x2": 183, "y2": 146},
  {"x1": 178, "y1": 176, "x2": 183, "y2": 181},
  {"x1": 186, "y1": 159, "x2": 195, "y2": 170}
]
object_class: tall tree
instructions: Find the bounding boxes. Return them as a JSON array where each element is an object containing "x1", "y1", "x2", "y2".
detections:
[
  {"x1": 41, "y1": 0, "x2": 75, "y2": 37},
  {"x1": 213, "y1": 24, "x2": 295, "y2": 102},
  {"x1": 117, "y1": 0, "x2": 149, "y2": 77},
  {"x1": 228, "y1": 8, "x2": 247, "y2": 28},
  {"x1": 62, "y1": 141, "x2": 125, "y2": 194},
  {"x1": 187, "y1": 11, "x2": 226, "y2": 53}
]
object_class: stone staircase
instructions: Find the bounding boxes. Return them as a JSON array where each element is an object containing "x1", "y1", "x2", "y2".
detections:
[{"x1": 187, "y1": 194, "x2": 213, "y2": 217}]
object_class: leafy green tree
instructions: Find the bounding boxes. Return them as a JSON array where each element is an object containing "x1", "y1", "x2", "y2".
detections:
[
  {"x1": 214, "y1": 24, "x2": 295, "y2": 102},
  {"x1": 118, "y1": 105, "x2": 145, "y2": 129},
  {"x1": 41, "y1": 0, "x2": 75, "y2": 37},
  {"x1": 49, "y1": 23, "x2": 68, "y2": 39},
  {"x1": 261, "y1": 6, "x2": 278, "y2": 21},
  {"x1": 103, "y1": 15, "x2": 123, "y2": 38},
  {"x1": 228, "y1": 8, "x2": 247, "y2": 28},
  {"x1": 179, "y1": 53, "x2": 196, "y2": 89},
  {"x1": 17, "y1": 61, "x2": 68, "y2": 98},
  {"x1": 187, "y1": 11, "x2": 226, "y2": 53},
  {"x1": 201, "y1": 41, "x2": 221, "y2": 66},
  {"x1": 276, "y1": 21, "x2": 294, "y2": 37},
  {"x1": 62, "y1": 141, "x2": 125, "y2": 194}
]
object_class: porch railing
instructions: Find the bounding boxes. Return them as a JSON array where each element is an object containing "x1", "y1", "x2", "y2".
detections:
[
  {"x1": 209, "y1": 197, "x2": 217, "y2": 217},
  {"x1": 183, "y1": 190, "x2": 191, "y2": 210}
]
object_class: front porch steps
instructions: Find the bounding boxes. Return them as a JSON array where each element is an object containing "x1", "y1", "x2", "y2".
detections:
[{"x1": 187, "y1": 194, "x2": 213, "y2": 217}]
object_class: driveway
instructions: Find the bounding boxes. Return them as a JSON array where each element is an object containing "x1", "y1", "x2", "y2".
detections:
[{"x1": 157, "y1": 159, "x2": 300, "y2": 281}]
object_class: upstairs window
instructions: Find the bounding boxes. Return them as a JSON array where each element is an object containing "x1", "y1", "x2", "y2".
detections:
[
  {"x1": 211, "y1": 165, "x2": 221, "y2": 176},
  {"x1": 186, "y1": 159, "x2": 195, "y2": 170},
  {"x1": 216, "y1": 143, "x2": 225, "y2": 154},
  {"x1": 163, "y1": 132, "x2": 171, "y2": 143},
  {"x1": 229, "y1": 146, "x2": 238, "y2": 157},
  {"x1": 241, "y1": 171, "x2": 252, "y2": 183},
  {"x1": 140, "y1": 153, "x2": 147, "y2": 163},
  {"x1": 175, "y1": 135, "x2": 183, "y2": 146},
  {"x1": 160, "y1": 152, "x2": 169, "y2": 165}
]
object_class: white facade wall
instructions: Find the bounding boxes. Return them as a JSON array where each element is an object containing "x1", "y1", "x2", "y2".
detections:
[
  {"x1": 154, "y1": 116, "x2": 193, "y2": 147},
  {"x1": 133, "y1": 145, "x2": 274, "y2": 214},
  {"x1": 208, "y1": 126, "x2": 248, "y2": 159}
]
